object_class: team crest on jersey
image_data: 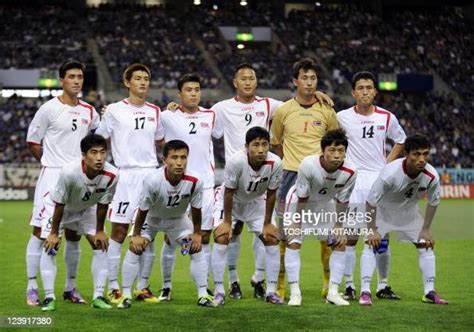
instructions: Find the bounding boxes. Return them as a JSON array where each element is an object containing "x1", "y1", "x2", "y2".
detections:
[
  {"x1": 82, "y1": 119, "x2": 89, "y2": 125},
  {"x1": 255, "y1": 111, "x2": 265, "y2": 117},
  {"x1": 200, "y1": 122, "x2": 210, "y2": 128},
  {"x1": 148, "y1": 117, "x2": 155, "y2": 122},
  {"x1": 313, "y1": 120, "x2": 322, "y2": 126},
  {"x1": 377, "y1": 125, "x2": 385, "y2": 130}
]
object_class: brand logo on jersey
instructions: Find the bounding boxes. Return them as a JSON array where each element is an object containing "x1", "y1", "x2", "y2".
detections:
[
  {"x1": 95, "y1": 188, "x2": 106, "y2": 193},
  {"x1": 361, "y1": 120, "x2": 374, "y2": 124},
  {"x1": 134, "y1": 111, "x2": 146, "y2": 115},
  {"x1": 255, "y1": 111, "x2": 265, "y2": 117},
  {"x1": 82, "y1": 119, "x2": 89, "y2": 125},
  {"x1": 200, "y1": 122, "x2": 210, "y2": 128},
  {"x1": 313, "y1": 120, "x2": 322, "y2": 126},
  {"x1": 69, "y1": 111, "x2": 81, "y2": 116},
  {"x1": 85, "y1": 183, "x2": 97, "y2": 186},
  {"x1": 148, "y1": 117, "x2": 155, "y2": 122},
  {"x1": 325, "y1": 177, "x2": 336, "y2": 181},
  {"x1": 409, "y1": 181, "x2": 420, "y2": 185},
  {"x1": 418, "y1": 187, "x2": 427, "y2": 192},
  {"x1": 377, "y1": 125, "x2": 385, "y2": 130},
  {"x1": 242, "y1": 106, "x2": 254, "y2": 111},
  {"x1": 335, "y1": 184, "x2": 345, "y2": 188}
]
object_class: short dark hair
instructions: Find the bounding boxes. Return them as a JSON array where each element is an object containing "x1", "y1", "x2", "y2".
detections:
[
  {"x1": 178, "y1": 73, "x2": 202, "y2": 91},
  {"x1": 321, "y1": 129, "x2": 348, "y2": 151},
  {"x1": 234, "y1": 63, "x2": 256, "y2": 77},
  {"x1": 404, "y1": 134, "x2": 431, "y2": 153},
  {"x1": 351, "y1": 71, "x2": 377, "y2": 89},
  {"x1": 123, "y1": 63, "x2": 151, "y2": 82},
  {"x1": 59, "y1": 59, "x2": 85, "y2": 79},
  {"x1": 293, "y1": 58, "x2": 318, "y2": 79},
  {"x1": 245, "y1": 126, "x2": 270, "y2": 145},
  {"x1": 80, "y1": 134, "x2": 107, "y2": 153},
  {"x1": 163, "y1": 140, "x2": 189, "y2": 157}
]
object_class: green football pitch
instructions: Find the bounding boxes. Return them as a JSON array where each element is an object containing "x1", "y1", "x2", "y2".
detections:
[{"x1": 0, "y1": 200, "x2": 473, "y2": 331}]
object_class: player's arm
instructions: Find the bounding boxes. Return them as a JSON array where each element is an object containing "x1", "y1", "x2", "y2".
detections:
[
  {"x1": 270, "y1": 107, "x2": 284, "y2": 158},
  {"x1": 386, "y1": 143, "x2": 404, "y2": 163},
  {"x1": 27, "y1": 143, "x2": 42, "y2": 162},
  {"x1": 219, "y1": 187, "x2": 235, "y2": 241},
  {"x1": 130, "y1": 209, "x2": 149, "y2": 255},
  {"x1": 418, "y1": 204, "x2": 437, "y2": 249},
  {"x1": 95, "y1": 203, "x2": 109, "y2": 251},
  {"x1": 315, "y1": 91, "x2": 334, "y2": 107},
  {"x1": 365, "y1": 176, "x2": 388, "y2": 248},
  {"x1": 44, "y1": 203, "x2": 65, "y2": 253},
  {"x1": 262, "y1": 188, "x2": 278, "y2": 240},
  {"x1": 190, "y1": 207, "x2": 203, "y2": 254}
]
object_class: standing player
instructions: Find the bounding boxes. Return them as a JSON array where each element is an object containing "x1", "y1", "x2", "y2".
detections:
[
  {"x1": 41, "y1": 134, "x2": 118, "y2": 311},
  {"x1": 26, "y1": 59, "x2": 100, "y2": 306},
  {"x1": 271, "y1": 58, "x2": 340, "y2": 298},
  {"x1": 211, "y1": 127, "x2": 283, "y2": 305},
  {"x1": 95, "y1": 63, "x2": 164, "y2": 304},
  {"x1": 119, "y1": 140, "x2": 215, "y2": 308},
  {"x1": 360, "y1": 134, "x2": 448, "y2": 305},
  {"x1": 211, "y1": 63, "x2": 333, "y2": 299},
  {"x1": 337, "y1": 71, "x2": 406, "y2": 300},
  {"x1": 284, "y1": 129, "x2": 356, "y2": 306},
  {"x1": 152, "y1": 73, "x2": 221, "y2": 300}
]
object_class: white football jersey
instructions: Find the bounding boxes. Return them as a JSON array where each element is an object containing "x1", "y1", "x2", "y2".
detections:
[
  {"x1": 96, "y1": 99, "x2": 164, "y2": 168},
  {"x1": 337, "y1": 106, "x2": 406, "y2": 172},
  {"x1": 213, "y1": 96, "x2": 283, "y2": 159},
  {"x1": 294, "y1": 155, "x2": 357, "y2": 203},
  {"x1": 367, "y1": 158, "x2": 441, "y2": 225},
  {"x1": 138, "y1": 167, "x2": 203, "y2": 219},
  {"x1": 224, "y1": 150, "x2": 283, "y2": 204},
  {"x1": 48, "y1": 160, "x2": 118, "y2": 213},
  {"x1": 26, "y1": 97, "x2": 100, "y2": 167},
  {"x1": 161, "y1": 107, "x2": 220, "y2": 189}
]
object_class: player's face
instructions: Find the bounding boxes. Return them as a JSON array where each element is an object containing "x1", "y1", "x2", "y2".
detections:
[
  {"x1": 164, "y1": 148, "x2": 188, "y2": 177},
  {"x1": 322, "y1": 143, "x2": 346, "y2": 170},
  {"x1": 406, "y1": 148, "x2": 430, "y2": 172},
  {"x1": 293, "y1": 69, "x2": 317, "y2": 98},
  {"x1": 352, "y1": 79, "x2": 377, "y2": 107},
  {"x1": 125, "y1": 70, "x2": 150, "y2": 97},
  {"x1": 83, "y1": 145, "x2": 106, "y2": 172},
  {"x1": 60, "y1": 68, "x2": 84, "y2": 96},
  {"x1": 179, "y1": 82, "x2": 201, "y2": 109},
  {"x1": 246, "y1": 137, "x2": 270, "y2": 163},
  {"x1": 233, "y1": 68, "x2": 257, "y2": 99}
]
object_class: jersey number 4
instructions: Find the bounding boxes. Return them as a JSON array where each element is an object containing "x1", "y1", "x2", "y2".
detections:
[
  {"x1": 362, "y1": 125, "x2": 374, "y2": 138},
  {"x1": 404, "y1": 187, "x2": 414, "y2": 199}
]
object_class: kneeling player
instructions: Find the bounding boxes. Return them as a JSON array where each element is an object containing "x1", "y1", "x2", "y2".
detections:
[
  {"x1": 360, "y1": 134, "x2": 448, "y2": 305},
  {"x1": 42, "y1": 134, "x2": 119, "y2": 311},
  {"x1": 119, "y1": 140, "x2": 215, "y2": 308},
  {"x1": 211, "y1": 127, "x2": 283, "y2": 305},
  {"x1": 284, "y1": 129, "x2": 357, "y2": 306}
]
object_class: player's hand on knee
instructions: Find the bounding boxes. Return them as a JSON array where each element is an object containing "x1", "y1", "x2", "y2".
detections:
[
  {"x1": 262, "y1": 223, "x2": 279, "y2": 244},
  {"x1": 130, "y1": 235, "x2": 147, "y2": 255},
  {"x1": 94, "y1": 231, "x2": 109, "y2": 251},
  {"x1": 333, "y1": 231, "x2": 347, "y2": 247},
  {"x1": 368, "y1": 231, "x2": 381, "y2": 248},
  {"x1": 166, "y1": 102, "x2": 179, "y2": 112},
  {"x1": 214, "y1": 222, "x2": 232, "y2": 243},
  {"x1": 418, "y1": 229, "x2": 435, "y2": 249},
  {"x1": 44, "y1": 233, "x2": 60, "y2": 254},
  {"x1": 190, "y1": 233, "x2": 202, "y2": 254},
  {"x1": 315, "y1": 91, "x2": 334, "y2": 107}
]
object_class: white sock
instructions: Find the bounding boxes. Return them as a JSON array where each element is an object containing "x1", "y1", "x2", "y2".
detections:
[
  {"x1": 264, "y1": 245, "x2": 279, "y2": 295},
  {"x1": 329, "y1": 250, "x2": 346, "y2": 294},
  {"x1": 122, "y1": 250, "x2": 140, "y2": 298},
  {"x1": 190, "y1": 251, "x2": 208, "y2": 298},
  {"x1": 211, "y1": 243, "x2": 228, "y2": 294},
  {"x1": 344, "y1": 245, "x2": 356, "y2": 289},
  {"x1": 227, "y1": 235, "x2": 240, "y2": 284},
  {"x1": 107, "y1": 239, "x2": 122, "y2": 291},
  {"x1": 160, "y1": 241, "x2": 177, "y2": 289},
  {"x1": 418, "y1": 248, "x2": 436, "y2": 295},
  {"x1": 252, "y1": 235, "x2": 266, "y2": 282},
  {"x1": 40, "y1": 249, "x2": 56, "y2": 300},
  {"x1": 92, "y1": 250, "x2": 108, "y2": 299},
  {"x1": 376, "y1": 246, "x2": 391, "y2": 291},
  {"x1": 64, "y1": 240, "x2": 81, "y2": 291},
  {"x1": 137, "y1": 241, "x2": 155, "y2": 290},
  {"x1": 26, "y1": 235, "x2": 43, "y2": 290},
  {"x1": 202, "y1": 243, "x2": 211, "y2": 283},
  {"x1": 360, "y1": 244, "x2": 376, "y2": 293},
  {"x1": 285, "y1": 248, "x2": 301, "y2": 296}
]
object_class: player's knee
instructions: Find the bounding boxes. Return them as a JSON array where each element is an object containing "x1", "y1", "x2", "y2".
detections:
[
  {"x1": 32, "y1": 226, "x2": 41, "y2": 237},
  {"x1": 264, "y1": 237, "x2": 279, "y2": 246},
  {"x1": 233, "y1": 221, "x2": 244, "y2": 236},
  {"x1": 111, "y1": 223, "x2": 128, "y2": 243},
  {"x1": 287, "y1": 242, "x2": 301, "y2": 250},
  {"x1": 213, "y1": 233, "x2": 229, "y2": 245},
  {"x1": 346, "y1": 238, "x2": 358, "y2": 246},
  {"x1": 64, "y1": 228, "x2": 81, "y2": 241},
  {"x1": 201, "y1": 230, "x2": 211, "y2": 244}
]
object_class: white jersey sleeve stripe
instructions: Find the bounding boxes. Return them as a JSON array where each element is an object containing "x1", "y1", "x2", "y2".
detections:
[{"x1": 374, "y1": 107, "x2": 390, "y2": 133}]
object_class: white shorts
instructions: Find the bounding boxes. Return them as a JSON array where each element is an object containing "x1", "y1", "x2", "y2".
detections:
[
  {"x1": 284, "y1": 189, "x2": 336, "y2": 244},
  {"x1": 30, "y1": 167, "x2": 61, "y2": 227},
  {"x1": 139, "y1": 215, "x2": 194, "y2": 245},
  {"x1": 374, "y1": 205, "x2": 424, "y2": 243},
  {"x1": 347, "y1": 170, "x2": 379, "y2": 229},
  {"x1": 108, "y1": 168, "x2": 156, "y2": 224},
  {"x1": 39, "y1": 195, "x2": 97, "y2": 239},
  {"x1": 213, "y1": 191, "x2": 265, "y2": 234}
]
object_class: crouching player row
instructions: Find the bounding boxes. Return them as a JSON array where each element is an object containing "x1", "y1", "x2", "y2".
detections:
[{"x1": 41, "y1": 134, "x2": 119, "y2": 311}]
